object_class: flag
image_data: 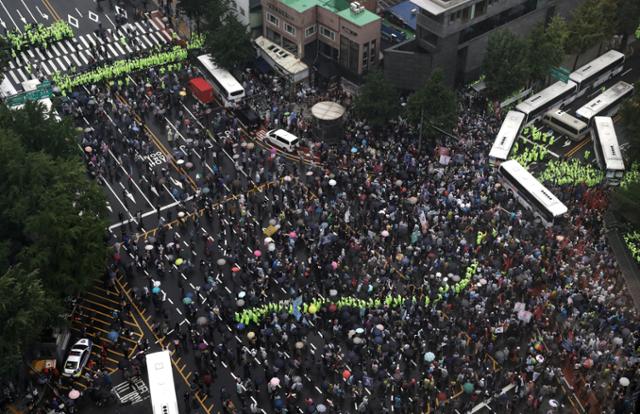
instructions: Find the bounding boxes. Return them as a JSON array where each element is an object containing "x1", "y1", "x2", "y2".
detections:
[{"x1": 292, "y1": 295, "x2": 303, "y2": 321}]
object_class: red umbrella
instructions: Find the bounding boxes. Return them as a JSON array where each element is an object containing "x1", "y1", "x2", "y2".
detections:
[
  {"x1": 254, "y1": 250, "x2": 262, "y2": 257},
  {"x1": 231, "y1": 266, "x2": 241, "y2": 273}
]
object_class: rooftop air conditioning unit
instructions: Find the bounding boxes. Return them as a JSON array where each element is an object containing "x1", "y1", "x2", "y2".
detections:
[{"x1": 350, "y1": 1, "x2": 363, "y2": 13}]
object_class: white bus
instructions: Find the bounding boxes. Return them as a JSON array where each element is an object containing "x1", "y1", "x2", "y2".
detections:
[
  {"x1": 146, "y1": 351, "x2": 179, "y2": 414},
  {"x1": 196, "y1": 54, "x2": 245, "y2": 106},
  {"x1": 498, "y1": 160, "x2": 568, "y2": 226},
  {"x1": 575, "y1": 81, "x2": 634, "y2": 123},
  {"x1": 489, "y1": 110, "x2": 526, "y2": 165},
  {"x1": 542, "y1": 109, "x2": 589, "y2": 141},
  {"x1": 592, "y1": 116, "x2": 625, "y2": 185},
  {"x1": 569, "y1": 50, "x2": 625, "y2": 97},
  {"x1": 515, "y1": 80, "x2": 578, "y2": 124}
]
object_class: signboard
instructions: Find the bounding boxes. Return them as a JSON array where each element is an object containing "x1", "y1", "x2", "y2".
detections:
[
  {"x1": 6, "y1": 81, "x2": 53, "y2": 107},
  {"x1": 550, "y1": 67, "x2": 570, "y2": 83}
]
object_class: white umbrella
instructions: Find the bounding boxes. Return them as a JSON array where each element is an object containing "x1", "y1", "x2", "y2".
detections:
[
  {"x1": 619, "y1": 377, "x2": 630, "y2": 387},
  {"x1": 268, "y1": 243, "x2": 276, "y2": 252},
  {"x1": 328, "y1": 179, "x2": 337, "y2": 186},
  {"x1": 269, "y1": 377, "x2": 280, "y2": 387},
  {"x1": 381, "y1": 230, "x2": 389, "y2": 237},
  {"x1": 264, "y1": 237, "x2": 274, "y2": 244},
  {"x1": 217, "y1": 258, "x2": 226, "y2": 266},
  {"x1": 178, "y1": 211, "x2": 186, "y2": 218},
  {"x1": 144, "y1": 244, "x2": 154, "y2": 251},
  {"x1": 153, "y1": 280, "x2": 161, "y2": 287}
]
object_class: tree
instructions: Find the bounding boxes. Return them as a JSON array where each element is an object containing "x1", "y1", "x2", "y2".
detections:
[
  {"x1": 0, "y1": 104, "x2": 108, "y2": 303},
  {"x1": 620, "y1": 82, "x2": 640, "y2": 162},
  {"x1": 406, "y1": 69, "x2": 457, "y2": 142},
  {"x1": 0, "y1": 36, "x2": 10, "y2": 83},
  {"x1": 483, "y1": 30, "x2": 529, "y2": 101},
  {"x1": 613, "y1": 0, "x2": 640, "y2": 50},
  {"x1": 202, "y1": 0, "x2": 253, "y2": 71},
  {"x1": 0, "y1": 267, "x2": 52, "y2": 378},
  {"x1": 177, "y1": 0, "x2": 208, "y2": 32},
  {"x1": 526, "y1": 16, "x2": 568, "y2": 85},
  {"x1": 565, "y1": 0, "x2": 615, "y2": 69},
  {"x1": 611, "y1": 181, "x2": 640, "y2": 226},
  {"x1": 352, "y1": 70, "x2": 400, "y2": 130}
]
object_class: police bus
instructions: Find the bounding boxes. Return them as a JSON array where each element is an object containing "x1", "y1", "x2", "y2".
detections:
[
  {"x1": 498, "y1": 160, "x2": 568, "y2": 226},
  {"x1": 146, "y1": 351, "x2": 179, "y2": 414},
  {"x1": 489, "y1": 110, "x2": 526, "y2": 165},
  {"x1": 542, "y1": 109, "x2": 589, "y2": 141},
  {"x1": 515, "y1": 80, "x2": 578, "y2": 124},
  {"x1": 196, "y1": 54, "x2": 245, "y2": 106},
  {"x1": 569, "y1": 50, "x2": 625, "y2": 98},
  {"x1": 592, "y1": 116, "x2": 625, "y2": 185},
  {"x1": 575, "y1": 81, "x2": 634, "y2": 123}
]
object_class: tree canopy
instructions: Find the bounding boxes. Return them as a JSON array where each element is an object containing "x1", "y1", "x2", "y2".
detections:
[
  {"x1": 0, "y1": 102, "x2": 107, "y2": 378},
  {"x1": 406, "y1": 69, "x2": 457, "y2": 140},
  {"x1": 526, "y1": 16, "x2": 568, "y2": 85},
  {"x1": 202, "y1": 0, "x2": 253, "y2": 71},
  {"x1": 483, "y1": 30, "x2": 529, "y2": 100},
  {"x1": 352, "y1": 70, "x2": 400, "y2": 130},
  {"x1": 620, "y1": 82, "x2": 640, "y2": 162}
]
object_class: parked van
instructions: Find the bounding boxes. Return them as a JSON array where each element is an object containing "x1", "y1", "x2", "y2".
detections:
[{"x1": 266, "y1": 129, "x2": 299, "y2": 152}]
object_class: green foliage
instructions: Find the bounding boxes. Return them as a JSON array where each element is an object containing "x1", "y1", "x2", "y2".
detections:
[
  {"x1": 202, "y1": 0, "x2": 253, "y2": 71},
  {"x1": 565, "y1": 0, "x2": 615, "y2": 69},
  {"x1": 620, "y1": 82, "x2": 640, "y2": 162},
  {"x1": 352, "y1": 70, "x2": 400, "y2": 130},
  {"x1": 0, "y1": 267, "x2": 52, "y2": 378},
  {"x1": 624, "y1": 231, "x2": 640, "y2": 264},
  {"x1": 483, "y1": 30, "x2": 529, "y2": 100},
  {"x1": 526, "y1": 17, "x2": 569, "y2": 84},
  {"x1": 612, "y1": 180, "x2": 640, "y2": 226},
  {"x1": 406, "y1": 69, "x2": 457, "y2": 139},
  {"x1": 0, "y1": 104, "x2": 108, "y2": 377}
]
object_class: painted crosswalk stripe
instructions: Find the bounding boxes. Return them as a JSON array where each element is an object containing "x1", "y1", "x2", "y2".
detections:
[
  {"x1": 64, "y1": 40, "x2": 75, "y2": 52},
  {"x1": 8, "y1": 70, "x2": 19, "y2": 84},
  {"x1": 79, "y1": 36, "x2": 90, "y2": 49},
  {"x1": 20, "y1": 52, "x2": 29, "y2": 62},
  {"x1": 27, "y1": 49, "x2": 34, "y2": 58},
  {"x1": 58, "y1": 42, "x2": 68, "y2": 54},
  {"x1": 41, "y1": 62, "x2": 52, "y2": 75},
  {"x1": 17, "y1": 68, "x2": 28, "y2": 82},
  {"x1": 114, "y1": 42, "x2": 126, "y2": 55},
  {"x1": 63, "y1": 56, "x2": 72, "y2": 67},
  {"x1": 69, "y1": 53, "x2": 81, "y2": 67},
  {"x1": 148, "y1": 18, "x2": 160, "y2": 31},
  {"x1": 45, "y1": 48, "x2": 54, "y2": 59},
  {"x1": 9, "y1": 60, "x2": 15, "y2": 69},
  {"x1": 55, "y1": 57, "x2": 66, "y2": 70},
  {"x1": 93, "y1": 33, "x2": 105, "y2": 45},
  {"x1": 149, "y1": 32, "x2": 163, "y2": 46},
  {"x1": 78, "y1": 51, "x2": 89, "y2": 65},
  {"x1": 50, "y1": 43, "x2": 61, "y2": 56},
  {"x1": 134, "y1": 21, "x2": 147, "y2": 34},
  {"x1": 84, "y1": 35, "x2": 95, "y2": 47},
  {"x1": 106, "y1": 43, "x2": 117, "y2": 58},
  {"x1": 35, "y1": 48, "x2": 45, "y2": 60},
  {"x1": 122, "y1": 42, "x2": 133, "y2": 54},
  {"x1": 140, "y1": 35, "x2": 153, "y2": 48}
]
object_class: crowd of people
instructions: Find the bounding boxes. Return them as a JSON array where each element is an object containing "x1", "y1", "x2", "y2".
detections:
[{"x1": 0, "y1": 2, "x2": 609, "y2": 408}]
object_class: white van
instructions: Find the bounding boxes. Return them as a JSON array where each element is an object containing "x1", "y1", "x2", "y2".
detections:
[{"x1": 266, "y1": 129, "x2": 300, "y2": 152}]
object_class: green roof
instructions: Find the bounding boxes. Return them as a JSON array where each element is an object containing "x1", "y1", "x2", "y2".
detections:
[{"x1": 278, "y1": 0, "x2": 381, "y2": 26}]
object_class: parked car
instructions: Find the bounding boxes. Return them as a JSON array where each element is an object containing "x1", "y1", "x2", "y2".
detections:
[
  {"x1": 63, "y1": 338, "x2": 92, "y2": 377},
  {"x1": 235, "y1": 105, "x2": 262, "y2": 130}
]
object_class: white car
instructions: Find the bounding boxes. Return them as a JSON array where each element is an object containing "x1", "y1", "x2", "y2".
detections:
[{"x1": 63, "y1": 338, "x2": 93, "y2": 377}]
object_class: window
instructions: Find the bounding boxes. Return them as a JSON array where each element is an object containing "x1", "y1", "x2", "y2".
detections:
[
  {"x1": 267, "y1": 13, "x2": 279, "y2": 27},
  {"x1": 370, "y1": 39, "x2": 376, "y2": 63},
  {"x1": 305, "y1": 25, "x2": 316, "y2": 37},
  {"x1": 319, "y1": 25, "x2": 335, "y2": 41},
  {"x1": 284, "y1": 22, "x2": 296, "y2": 35},
  {"x1": 475, "y1": 0, "x2": 487, "y2": 17}
]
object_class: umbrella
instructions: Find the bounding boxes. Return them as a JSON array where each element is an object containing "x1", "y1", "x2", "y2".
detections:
[
  {"x1": 284, "y1": 175, "x2": 292, "y2": 182},
  {"x1": 329, "y1": 289, "x2": 338, "y2": 297},
  {"x1": 217, "y1": 258, "x2": 226, "y2": 266},
  {"x1": 268, "y1": 243, "x2": 276, "y2": 252},
  {"x1": 68, "y1": 389, "x2": 81, "y2": 400},
  {"x1": 463, "y1": 383, "x2": 474, "y2": 394},
  {"x1": 317, "y1": 404, "x2": 327, "y2": 413},
  {"x1": 342, "y1": 370, "x2": 351, "y2": 380},
  {"x1": 247, "y1": 142, "x2": 255, "y2": 149},
  {"x1": 331, "y1": 261, "x2": 338, "y2": 270},
  {"x1": 381, "y1": 230, "x2": 389, "y2": 237},
  {"x1": 152, "y1": 286, "x2": 161, "y2": 294},
  {"x1": 288, "y1": 231, "x2": 297, "y2": 238},
  {"x1": 183, "y1": 297, "x2": 193, "y2": 305},
  {"x1": 583, "y1": 358, "x2": 594, "y2": 368},
  {"x1": 407, "y1": 196, "x2": 418, "y2": 205},
  {"x1": 355, "y1": 327, "x2": 365, "y2": 334},
  {"x1": 176, "y1": 159, "x2": 185, "y2": 165},
  {"x1": 328, "y1": 179, "x2": 337, "y2": 187},
  {"x1": 353, "y1": 337, "x2": 364, "y2": 344},
  {"x1": 236, "y1": 299, "x2": 245, "y2": 307},
  {"x1": 144, "y1": 244, "x2": 154, "y2": 251},
  {"x1": 619, "y1": 377, "x2": 630, "y2": 387},
  {"x1": 84, "y1": 146, "x2": 93, "y2": 153},
  {"x1": 306, "y1": 171, "x2": 314, "y2": 176},
  {"x1": 295, "y1": 341, "x2": 305, "y2": 349},
  {"x1": 236, "y1": 323, "x2": 245, "y2": 330},
  {"x1": 231, "y1": 266, "x2": 241, "y2": 273},
  {"x1": 269, "y1": 377, "x2": 280, "y2": 387},
  {"x1": 254, "y1": 250, "x2": 262, "y2": 257},
  {"x1": 107, "y1": 330, "x2": 119, "y2": 342},
  {"x1": 202, "y1": 187, "x2": 210, "y2": 194},
  {"x1": 197, "y1": 316, "x2": 208, "y2": 326},
  {"x1": 264, "y1": 237, "x2": 274, "y2": 244},
  {"x1": 613, "y1": 337, "x2": 623, "y2": 345},
  {"x1": 175, "y1": 258, "x2": 184, "y2": 266},
  {"x1": 351, "y1": 147, "x2": 358, "y2": 153},
  {"x1": 185, "y1": 162, "x2": 194, "y2": 169},
  {"x1": 425, "y1": 352, "x2": 436, "y2": 362},
  {"x1": 395, "y1": 179, "x2": 403, "y2": 187},
  {"x1": 274, "y1": 398, "x2": 284, "y2": 409},
  {"x1": 238, "y1": 291, "x2": 246, "y2": 299},
  {"x1": 375, "y1": 324, "x2": 384, "y2": 331},
  {"x1": 374, "y1": 336, "x2": 383, "y2": 344}
]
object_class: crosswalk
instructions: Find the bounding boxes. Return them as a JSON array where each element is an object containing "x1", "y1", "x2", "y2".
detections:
[{"x1": 5, "y1": 17, "x2": 172, "y2": 92}]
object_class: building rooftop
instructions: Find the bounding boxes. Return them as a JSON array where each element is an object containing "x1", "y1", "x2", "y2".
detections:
[
  {"x1": 278, "y1": 0, "x2": 381, "y2": 26},
  {"x1": 411, "y1": 0, "x2": 472, "y2": 15}
]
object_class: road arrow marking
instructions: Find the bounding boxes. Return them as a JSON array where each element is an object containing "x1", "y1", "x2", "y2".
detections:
[
  {"x1": 562, "y1": 140, "x2": 572, "y2": 148},
  {"x1": 126, "y1": 190, "x2": 135, "y2": 203},
  {"x1": 0, "y1": 20, "x2": 5, "y2": 28},
  {"x1": 35, "y1": 6, "x2": 48, "y2": 19},
  {"x1": 16, "y1": 9, "x2": 27, "y2": 24}
]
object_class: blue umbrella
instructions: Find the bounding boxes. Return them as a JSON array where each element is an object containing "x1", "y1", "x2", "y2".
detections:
[
  {"x1": 351, "y1": 147, "x2": 358, "y2": 153},
  {"x1": 107, "y1": 330, "x2": 119, "y2": 342},
  {"x1": 183, "y1": 297, "x2": 193, "y2": 305},
  {"x1": 236, "y1": 323, "x2": 245, "y2": 330},
  {"x1": 424, "y1": 352, "x2": 435, "y2": 362},
  {"x1": 374, "y1": 336, "x2": 383, "y2": 344},
  {"x1": 152, "y1": 286, "x2": 161, "y2": 294}
]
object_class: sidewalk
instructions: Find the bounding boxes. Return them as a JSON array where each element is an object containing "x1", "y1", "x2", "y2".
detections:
[{"x1": 604, "y1": 209, "x2": 640, "y2": 312}]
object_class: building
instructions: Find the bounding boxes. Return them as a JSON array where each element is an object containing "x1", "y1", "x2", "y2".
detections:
[
  {"x1": 260, "y1": 0, "x2": 382, "y2": 76},
  {"x1": 232, "y1": 0, "x2": 264, "y2": 36},
  {"x1": 384, "y1": 0, "x2": 584, "y2": 90}
]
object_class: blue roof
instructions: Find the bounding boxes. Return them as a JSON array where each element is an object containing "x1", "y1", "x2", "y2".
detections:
[{"x1": 387, "y1": 1, "x2": 418, "y2": 31}]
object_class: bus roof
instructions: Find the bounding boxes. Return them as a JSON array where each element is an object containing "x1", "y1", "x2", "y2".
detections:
[
  {"x1": 576, "y1": 81, "x2": 634, "y2": 121},
  {"x1": 500, "y1": 160, "x2": 568, "y2": 216},
  {"x1": 593, "y1": 116, "x2": 625, "y2": 171},
  {"x1": 515, "y1": 81, "x2": 577, "y2": 116},
  {"x1": 544, "y1": 109, "x2": 588, "y2": 130},
  {"x1": 569, "y1": 50, "x2": 625, "y2": 85},
  {"x1": 146, "y1": 351, "x2": 178, "y2": 414},
  {"x1": 196, "y1": 54, "x2": 244, "y2": 95},
  {"x1": 489, "y1": 110, "x2": 525, "y2": 161}
]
